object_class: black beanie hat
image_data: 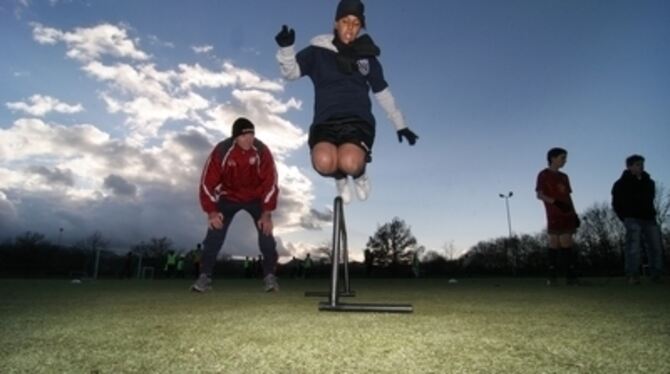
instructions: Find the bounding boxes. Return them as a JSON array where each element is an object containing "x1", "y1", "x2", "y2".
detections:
[
  {"x1": 335, "y1": 0, "x2": 366, "y2": 28},
  {"x1": 232, "y1": 117, "x2": 255, "y2": 138}
]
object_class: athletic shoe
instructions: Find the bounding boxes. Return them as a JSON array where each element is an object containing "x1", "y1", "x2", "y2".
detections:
[
  {"x1": 336, "y1": 178, "x2": 352, "y2": 204},
  {"x1": 263, "y1": 274, "x2": 280, "y2": 292},
  {"x1": 191, "y1": 274, "x2": 212, "y2": 292},
  {"x1": 353, "y1": 173, "x2": 370, "y2": 201},
  {"x1": 627, "y1": 276, "x2": 641, "y2": 285}
]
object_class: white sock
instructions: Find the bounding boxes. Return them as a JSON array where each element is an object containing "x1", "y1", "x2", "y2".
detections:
[
  {"x1": 335, "y1": 178, "x2": 352, "y2": 204},
  {"x1": 353, "y1": 173, "x2": 370, "y2": 201}
]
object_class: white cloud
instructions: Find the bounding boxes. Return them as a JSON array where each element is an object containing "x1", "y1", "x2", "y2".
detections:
[
  {"x1": 6, "y1": 94, "x2": 83, "y2": 117},
  {"x1": 147, "y1": 34, "x2": 175, "y2": 48},
  {"x1": 32, "y1": 23, "x2": 149, "y2": 62},
  {"x1": 192, "y1": 45, "x2": 213, "y2": 54},
  {"x1": 177, "y1": 62, "x2": 283, "y2": 92},
  {"x1": 1, "y1": 22, "x2": 319, "y2": 254},
  {"x1": 0, "y1": 190, "x2": 19, "y2": 232}
]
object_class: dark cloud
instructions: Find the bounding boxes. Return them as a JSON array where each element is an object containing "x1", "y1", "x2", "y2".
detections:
[
  {"x1": 103, "y1": 174, "x2": 137, "y2": 197},
  {"x1": 299, "y1": 208, "x2": 333, "y2": 230},
  {"x1": 174, "y1": 131, "x2": 212, "y2": 153},
  {"x1": 28, "y1": 166, "x2": 75, "y2": 186}
]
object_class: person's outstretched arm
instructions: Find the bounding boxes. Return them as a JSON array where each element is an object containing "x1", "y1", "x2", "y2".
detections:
[{"x1": 275, "y1": 25, "x2": 301, "y2": 80}]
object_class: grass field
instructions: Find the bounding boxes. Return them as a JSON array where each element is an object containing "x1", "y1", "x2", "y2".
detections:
[{"x1": 1, "y1": 277, "x2": 668, "y2": 373}]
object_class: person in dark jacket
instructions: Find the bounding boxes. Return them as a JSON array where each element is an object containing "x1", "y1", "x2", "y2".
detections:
[
  {"x1": 275, "y1": 0, "x2": 418, "y2": 204},
  {"x1": 192, "y1": 117, "x2": 280, "y2": 293},
  {"x1": 612, "y1": 154, "x2": 664, "y2": 284}
]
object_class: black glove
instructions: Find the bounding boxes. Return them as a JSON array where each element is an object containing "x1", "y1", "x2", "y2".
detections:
[
  {"x1": 275, "y1": 25, "x2": 295, "y2": 48},
  {"x1": 397, "y1": 128, "x2": 418, "y2": 145},
  {"x1": 553, "y1": 200, "x2": 572, "y2": 213},
  {"x1": 574, "y1": 215, "x2": 581, "y2": 228}
]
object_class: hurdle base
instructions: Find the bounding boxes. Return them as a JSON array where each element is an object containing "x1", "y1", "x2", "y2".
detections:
[
  {"x1": 318, "y1": 301, "x2": 413, "y2": 313},
  {"x1": 305, "y1": 290, "x2": 356, "y2": 298}
]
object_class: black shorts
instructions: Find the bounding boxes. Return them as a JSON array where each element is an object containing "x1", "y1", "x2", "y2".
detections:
[{"x1": 308, "y1": 117, "x2": 375, "y2": 162}]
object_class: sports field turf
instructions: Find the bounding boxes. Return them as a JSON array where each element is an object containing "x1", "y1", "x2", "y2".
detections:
[{"x1": 1, "y1": 278, "x2": 668, "y2": 373}]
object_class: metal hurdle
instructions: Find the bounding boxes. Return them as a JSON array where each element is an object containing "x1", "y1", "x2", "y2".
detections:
[{"x1": 315, "y1": 196, "x2": 413, "y2": 313}]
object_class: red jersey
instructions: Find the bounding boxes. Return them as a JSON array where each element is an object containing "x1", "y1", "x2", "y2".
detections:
[
  {"x1": 536, "y1": 168, "x2": 577, "y2": 230},
  {"x1": 199, "y1": 138, "x2": 278, "y2": 214}
]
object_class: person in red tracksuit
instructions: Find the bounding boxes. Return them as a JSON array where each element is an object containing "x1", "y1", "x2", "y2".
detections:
[{"x1": 191, "y1": 117, "x2": 280, "y2": 293}]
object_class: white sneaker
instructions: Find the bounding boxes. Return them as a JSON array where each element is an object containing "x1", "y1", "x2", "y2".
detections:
[
  {"x1": 353, "y1": 174, "x2": 371, "y2": 201},
  {"x1": 263, "y1": 274, "x2": 280, "y2": 292},
  {"x1": 335, "y1": 178, "x2": 352, "y2": 204}
]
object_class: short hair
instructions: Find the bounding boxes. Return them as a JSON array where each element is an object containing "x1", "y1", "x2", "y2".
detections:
[
  {"x1": 626, "y1": 154, "x2": 645, "y2": 167},
  {"x1": 546, "y1": 147, "x2": 567, "y2": 165}
]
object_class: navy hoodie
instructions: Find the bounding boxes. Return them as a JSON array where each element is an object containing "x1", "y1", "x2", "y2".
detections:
[{"x1": 611, "y1": 170, "x2": 657, "y2": 220}]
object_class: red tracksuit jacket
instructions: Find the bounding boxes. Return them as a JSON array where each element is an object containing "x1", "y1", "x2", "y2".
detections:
[{"x1": 199, "y1": 138, "x2": 278, "y2": 214}]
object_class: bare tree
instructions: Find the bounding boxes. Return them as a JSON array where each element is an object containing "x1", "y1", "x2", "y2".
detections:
[
  {"x1": 365, "y1": 217, "x2": 419, "y2": 269},
  {"x1": 131, "y1": 237, "x2": 174, "y2": 260},
  {"x1": 442, "y1": 240, "x2": 457, "y2": 260},
  {"x1": 575, "y1": 202, "x2": 624, "y2": 274},
  {"x1": 75, "y1": 231, "x2": 109, "y2": 279},
  {"x1": 15, "y1": 231, "x2": 48, "y2": 248},
  {"x1": 654, "y1": 183, "x2": 670, "y2": 228}
]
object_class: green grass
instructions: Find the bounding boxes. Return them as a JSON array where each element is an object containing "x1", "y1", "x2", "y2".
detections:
[{"x1": 1, "y1": 277, "x2": 669, "y2": 373}]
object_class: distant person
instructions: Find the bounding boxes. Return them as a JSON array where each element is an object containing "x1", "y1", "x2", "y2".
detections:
[
  {"x1": 244, "y1": 256, "x2": 252, "y2": 278},
  {"x1": 412, "y1": 251, "x2": 420, "y2": 278},
  {"x1": 123, "y1": 251, "x2": 133, "y2": 279},
  {"x1": 303, "y1": 253, "x2": 313, "y2": 279},
  {"x1": 191, "y1": 118, "x2": 280, "y2": 293},
  {"x1": 275, "y1": 0, "x2": 418, "y2": 204},
  {"x1": 256, "y1": 255, "x2": 264, "y2": 278},
  {"x1": 164, "y1": 250, "x2": 177, "y2": 278},
  {"x1": 612, "y1": 154, "x2": 664, "y2": 284},
  {"x1": 191, "y1": 244, "x2": 202, "y2": 279},
  {"x1": 536, "y1": 147, "x2": 580, "y2": 286},
  {"x1": 364, "y1": 248, "x2": 373, "y2": 277},
  {"x1": 176, "y1": 254, "x2": 185, "y2": 278},
  {"x1": 290, "y1": 256, "x2": 301, "y2": 278}
]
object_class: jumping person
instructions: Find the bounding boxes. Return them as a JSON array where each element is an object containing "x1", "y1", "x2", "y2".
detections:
[
  {"x1": 536, "y1": 148, "x2": 580, "y2": 286},
  {"x1": 612, "y1": 155, "x2": 664, "y2": 284},
  {"x1": 192, "y1": 118, "x2": 280, "y2": 292},
  {"x1": 275, "y1": 0, "x2": 418, "y2": 203}
]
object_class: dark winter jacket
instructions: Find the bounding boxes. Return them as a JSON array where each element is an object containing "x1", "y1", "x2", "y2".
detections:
[{"x1": 611, "y1": 170, "x2": 657, "y2": 221}]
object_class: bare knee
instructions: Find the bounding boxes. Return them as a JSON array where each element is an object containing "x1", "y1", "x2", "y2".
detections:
[
  {"x1": 312, "y1": 144, "x2": 338, "y2": 176},
  {"x1": 559, "y1": 234, "x2": 574, "y2": 248},
  {"x1": 337, "y1": 145, "x2": 365, "y2": 176}
]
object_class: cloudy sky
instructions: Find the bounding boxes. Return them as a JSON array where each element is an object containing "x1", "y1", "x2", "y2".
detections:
[{"x1": 1, "y1": 0, "x2": 669, "y2": 261}]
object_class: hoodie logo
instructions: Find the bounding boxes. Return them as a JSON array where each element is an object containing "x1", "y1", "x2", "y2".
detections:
[{"x1": 357, "y1": 59, "x2": 370, "y2": 76}]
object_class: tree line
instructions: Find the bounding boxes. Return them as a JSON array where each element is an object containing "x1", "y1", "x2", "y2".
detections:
[{"x1": 1, "y1": 200, "x2": 668, "y2": 279}]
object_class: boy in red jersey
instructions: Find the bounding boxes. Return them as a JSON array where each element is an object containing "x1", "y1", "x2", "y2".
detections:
[{"x1": 536, "y1": 148, "x2": 580, "y2": 286}]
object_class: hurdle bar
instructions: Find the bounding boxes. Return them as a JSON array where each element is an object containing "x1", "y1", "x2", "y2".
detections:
[{"x1": 317, "y1": 197, "x2": 413, "y2": 313}]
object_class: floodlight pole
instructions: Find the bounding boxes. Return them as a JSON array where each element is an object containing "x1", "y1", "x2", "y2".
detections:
[
  {"x1": 499, "y1": 191, "x2": 516, "y2": 275},
  {"x1": 57, "y1": 227, "x2": 64, "y2": 247},
  {"x1": 498, "y1": 191, "x2": 513, "y2": 238}
]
